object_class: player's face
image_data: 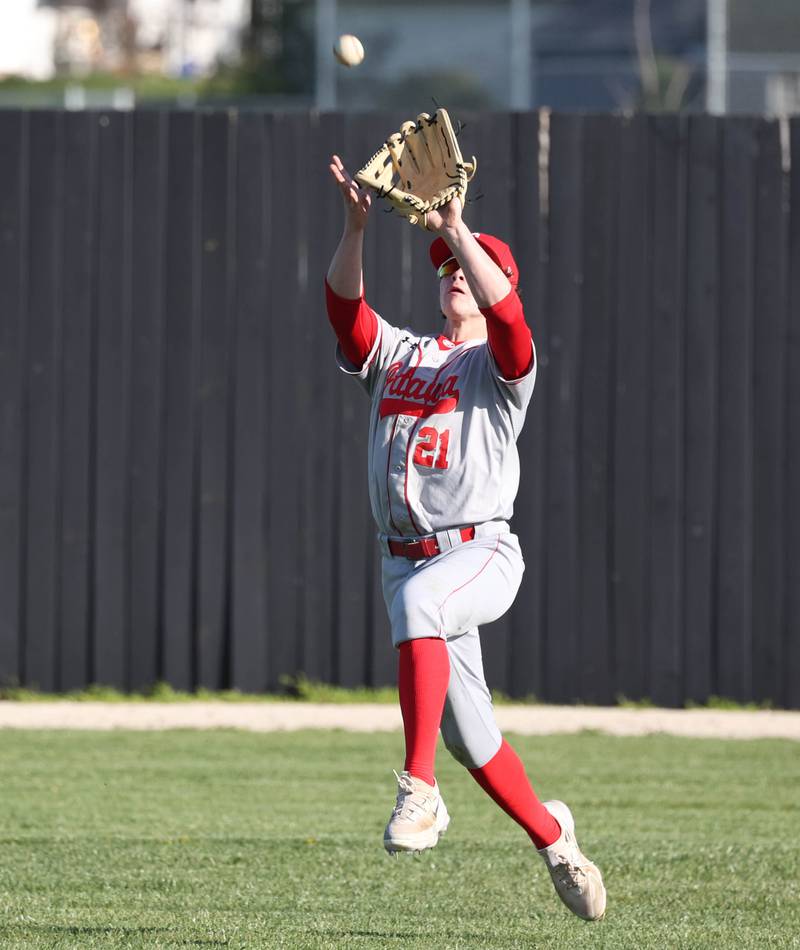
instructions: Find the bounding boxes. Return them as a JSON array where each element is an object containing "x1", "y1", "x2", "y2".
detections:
[{"x1": 439, "y1": 266, "x2": 481, "y2": 320}]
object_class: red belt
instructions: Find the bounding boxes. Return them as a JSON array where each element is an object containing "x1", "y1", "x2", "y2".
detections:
[{"x1": 388, "y1": 526, "x2": 476, "y2": 560}]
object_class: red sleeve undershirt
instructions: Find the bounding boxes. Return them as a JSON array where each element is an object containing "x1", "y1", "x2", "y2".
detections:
[
  {"x1": 324, "y1": 278, "x2": 379, "y2": 368},
  {"x1": 480, "y1": 289, "x2": 534, "y2": 381}
]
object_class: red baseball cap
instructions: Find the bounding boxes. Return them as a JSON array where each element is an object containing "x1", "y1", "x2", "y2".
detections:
[{"x1": 429, "y1": 232, "x2": 519, "y2": 289}]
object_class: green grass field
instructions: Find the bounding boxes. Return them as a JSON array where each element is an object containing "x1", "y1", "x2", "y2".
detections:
[{"x1": 0, "y1": 730, "x2": 798, "y2": 949}]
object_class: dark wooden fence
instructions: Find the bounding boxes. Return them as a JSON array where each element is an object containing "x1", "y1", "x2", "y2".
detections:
[{"x1": 0, "y1": 110, "x2": 798, "y2": 706}]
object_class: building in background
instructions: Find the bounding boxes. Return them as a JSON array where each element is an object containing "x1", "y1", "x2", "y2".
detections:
[
  {"x1": 727, "y1": 0, "x2": 800, "y2": 113},
  {"x1": 329, "y1": 0, "x2": 800, "y2": 113},
  {"x1": 0, "y1": 0, "x2": 799, "y2": 113},
  {"x1": 1, "y1": 0, "x2": 250, "y2": 81},
  {"x1": 0, "y1": 0, "x2": 60, "y2": 79},
  {"x1": 327, "y1": 0, "x2": 706, "y2": 112},
  {"x1": 126, "y1": 0, "x2": 250, "y2": 77},
  {"x1": 532, "y1": 0, "x2": 706, "y2": 111}
]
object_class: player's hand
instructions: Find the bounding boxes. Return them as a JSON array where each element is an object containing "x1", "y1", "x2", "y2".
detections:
[
  {"x1": 329, "y1": 155, "x2": 371, "y2": 231},
  {"x1": 424, "y1": 196, "x2": 464, "y2": 233}
]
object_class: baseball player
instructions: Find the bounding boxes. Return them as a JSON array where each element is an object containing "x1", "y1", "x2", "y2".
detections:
[{"x1": 325, "y1": 153, "x2": 606, "y2": 922}]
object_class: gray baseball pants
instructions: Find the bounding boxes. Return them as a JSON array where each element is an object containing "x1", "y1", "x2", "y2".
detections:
[{"x1": 381, "y1": 530, "x2": 525, "y2": 770}]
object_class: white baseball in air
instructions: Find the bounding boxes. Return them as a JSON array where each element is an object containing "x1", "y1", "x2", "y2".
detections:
[{"x1": 333, "y1": 34, "x2": 364, "y2": 67}]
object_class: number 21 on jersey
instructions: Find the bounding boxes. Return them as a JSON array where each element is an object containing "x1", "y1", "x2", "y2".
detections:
[{"x1": 413, "y1": 426, "x2": 450, "y2": 470}]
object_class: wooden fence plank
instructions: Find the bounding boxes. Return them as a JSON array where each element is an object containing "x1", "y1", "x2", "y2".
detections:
[
  {"x1": 229, "y1": 112, "x2": 269, "y2": 692},
  {"x1": 161, "y1": 111, "x2": 199, "y2": 689},
  {"x1": 58, "y1": 112, "x2": 96, "y2": 690},
  {"x1": 648, "y1": 115, "x2": 687, "y2": 707},
  {"x1": 716, "y1": 118, "x2": 757, "y2": 702},
  {"x1": 576, "y1": 114, "x2": 616, "y2": 704},
  {"x1": 127, "y1": 110, "x2": 167, "y2": 690},
  {"x1": 332, "y1": 378, "x2": 373, "y2": 688},
  {"x1": 23, "y1": 111, "x2": 62, "y2": 691},
  {"x1": 296, "y1": 112, "x2": 332, "y2": 684},
  {"x1": 612, "y1": 114, "x2": 651, "y2": 702},
  {"x1": 265, "y1": 113, "x2": 304, "y2": 688},
  {"x1": 92, "y1": 111, "x2": 131, "y2": 687},
  {"x1": 543, "y1": 113, "x2": 583, "y2": 702},
  {"x1": 0, "y1": 111, "x2": 26, "y2": 687},
  {"x1": 291, "y1": 112, "x2": 314, "y2": 683},
  {"x1": 683, "y1": 115, "x2": 720, "y2": 704},
  {"x1": 785, "y1": 118, "x2": 800, "y2": 709},
  {"x1": 299, "y1": 110, "x2": 326, "y2": 684},
  {"x1": 195, "y1": 112, "x2": 233, "y2": 689},
  {"x1": 508, "y1": 110, "x2": 545, "y2": 700},
  {"x1": 751, "y1": 119, "x2": 787, "y2": 705}
]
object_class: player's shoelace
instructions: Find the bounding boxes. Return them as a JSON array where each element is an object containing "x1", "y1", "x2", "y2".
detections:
[
  {"x1": 391, "y1": 770, "x2": 434, "y2": 823},
  {"x1": 550, "y1": 858, "x2": 588, "y2": 893}
]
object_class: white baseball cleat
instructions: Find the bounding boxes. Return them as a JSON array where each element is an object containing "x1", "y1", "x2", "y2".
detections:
[
  {"x1": 383, "y1": 770, "x2": 450, "y2": 854},
  {"x1": 538, "y1": 800, "x2": 607, "y2": 921}
]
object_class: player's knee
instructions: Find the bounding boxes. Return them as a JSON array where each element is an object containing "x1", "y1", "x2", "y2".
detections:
[
  {"x1": 440, "y1": 724, "x2": 478, "y2": 768},
  {"x1": 440, "y1": 718, "x2": 499, "y2": 770}
]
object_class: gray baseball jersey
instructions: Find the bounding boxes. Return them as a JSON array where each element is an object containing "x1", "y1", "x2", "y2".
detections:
[{"x1": 336, "y1": 313, "x2": 537, "y2": 538}]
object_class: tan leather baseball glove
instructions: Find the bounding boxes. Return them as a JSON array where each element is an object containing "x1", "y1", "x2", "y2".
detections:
[{"x1": 355, "y1": 109, "x2": 477, "y2": 229}]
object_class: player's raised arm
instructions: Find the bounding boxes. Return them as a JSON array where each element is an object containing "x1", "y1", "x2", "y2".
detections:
[
  {"x1": 325, "y1": 155, "x2": 378, "y2": 367},
  {"x1": 426, "y1": 197, "x2": 512, "y2": 309},
  {"x1": 326, "y1": 154, "x2": 371, "y2": 299},
  {"x1": 428, "y1": 197, "x2": 532, "y2": 380}
]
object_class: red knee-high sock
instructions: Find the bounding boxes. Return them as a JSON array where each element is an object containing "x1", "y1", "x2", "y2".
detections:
[
  {"x1": 397, "y1": 638, "x2": 450, "y2": 786},
  {"x1": 469, "y1": 739, "x2": 561, "y2": 849}
]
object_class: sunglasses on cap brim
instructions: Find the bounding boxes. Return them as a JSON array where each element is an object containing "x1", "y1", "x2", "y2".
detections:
[{"x1": 437, "y1": 258, "x2": 461, "y2": 279}]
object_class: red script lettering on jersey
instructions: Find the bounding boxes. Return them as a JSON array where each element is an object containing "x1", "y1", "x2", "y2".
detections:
[{"x1": 379, "y1": 363, "x2": 461, "y2": 419}]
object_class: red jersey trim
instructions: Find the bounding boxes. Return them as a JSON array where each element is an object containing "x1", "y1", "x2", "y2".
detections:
[
  {"x1": 379, "y1": 397, "x2": 458, "y2": 420},
  {"x1": 436, "y1": 536, "x2": 501, "y2": 626},
  {"x1": 436, "y1": 335, "x2": 465, "y2": 351}
]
